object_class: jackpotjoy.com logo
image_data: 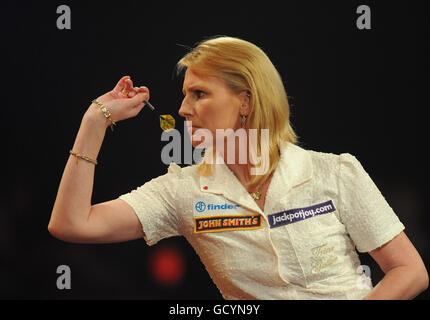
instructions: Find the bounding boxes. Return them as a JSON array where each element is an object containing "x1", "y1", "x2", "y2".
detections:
[{"x1": 160, "y1": 121, "x2": 270, "y2": 175}]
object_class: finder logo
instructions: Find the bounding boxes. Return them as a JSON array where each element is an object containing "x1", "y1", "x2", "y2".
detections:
[
  {"x1": 194, "y1": 201, "x2": 240, "y2": 213},
  {"x1": 195, "y1": 201, "x2": 206, "y2": 213}
]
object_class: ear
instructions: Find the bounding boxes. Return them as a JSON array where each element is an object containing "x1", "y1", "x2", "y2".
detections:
[{"x1": 239, "y1": 90, "x2": 251, "y2": 116}]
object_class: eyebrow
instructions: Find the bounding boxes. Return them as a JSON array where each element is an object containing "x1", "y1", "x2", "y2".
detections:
[{"x1": 182, "y1": 84, "x2": 207, "y2": 95}]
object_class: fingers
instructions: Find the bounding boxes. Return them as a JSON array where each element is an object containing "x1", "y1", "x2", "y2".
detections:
[
  {"x1": 124, "y1": 78, "x2": 134, "y2": 92},
  {"x1": 129, "y1": 89, "x2": 150, "y2": 108},
  {"x1": 126, "y1": 90, "x2": 150, "y2": 118},
  {"x1": 113, "y1": 76, "x2": 137, "y2": 97},
  {"x1": 112, "y1": 76, "x2": 149, "y2": 104},
  {"x1": 130, "y1": 88, "x2": 149, "y2": 106},
  {"x1": 113, "y1": 75, "x2": 131, "y2": 93},
  {"x1": 127, "y1": 85, "x2": 149, "y2": 99},
  {"x1": 134, "y1": 86, "x2": 149, "y2": 96}
]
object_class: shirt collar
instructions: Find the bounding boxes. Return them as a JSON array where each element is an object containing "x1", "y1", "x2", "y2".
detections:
[
  {"x1": 198, "y1": 141, "x2": 313, "y2": 213},
  {"x1": 276, "y1": 141, "x2": 313, "y2": 192}
]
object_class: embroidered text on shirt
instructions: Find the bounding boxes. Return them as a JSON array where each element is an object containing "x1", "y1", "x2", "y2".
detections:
[{"x1": 310, "y1": 243, "x2": 338, "y2": 274}]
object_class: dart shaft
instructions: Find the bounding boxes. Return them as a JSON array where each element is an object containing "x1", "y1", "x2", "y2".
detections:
[{"x1": 144, "y1": 99, "x2": 155, "y2": 111}]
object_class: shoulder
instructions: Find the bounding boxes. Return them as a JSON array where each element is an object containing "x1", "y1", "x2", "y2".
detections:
[
  {"x1": 166, "y1": 162, "x2": 200, "y2": 181},
  {"x1": 296, "y1": 145, "x2": 341, "y2": 174},
  {"x1": 143, "y1": 162, "x2": 199, "y2": 188},
  {"x1": 299, "y1": 145, "x2": 361, "y2": 172},
  {"x1": 288, "y1": 144, "x2": 365, "y2": 182},
  {"x1": 306, "y1": 147, "x2": 340, "y2": 165}
]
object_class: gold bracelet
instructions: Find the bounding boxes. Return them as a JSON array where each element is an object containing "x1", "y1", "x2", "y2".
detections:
[
  {"x1": 70, "y1": 150, "x2": 98, "y2": 165},
  {"x1": 92, "y1": 99, "x2": 116, "y2": 131}
]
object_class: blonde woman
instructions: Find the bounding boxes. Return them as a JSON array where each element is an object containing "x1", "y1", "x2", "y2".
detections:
[{"x1": 49, "y1": 36, "x2": 428, "y2": 300}]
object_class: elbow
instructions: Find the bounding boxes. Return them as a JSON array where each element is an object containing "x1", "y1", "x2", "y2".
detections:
[
  {"x1": 48, "y1": 223, "x2": 79, "y2": 243},
  {"x1": 420, "y1": 267, "x2": 429, "y2": 293},
  {"x1": 48, "y1": 215, "x2": 93, "y2": 244},
  {"x1": 47, "y1": 215, "x2": 58, "y2": 238},
  {"x1": 47, "y1": 218, "x2": 79, "y2": 243},
  {"x1": 411, "y1": 263, "x2": 429, "y2": 297},
  {"x1": 48, "y1": 208, "x2": 65, "y2": 240},
  {"x1": 47, "y1": 221, "x2": 66, "y2": 241}
]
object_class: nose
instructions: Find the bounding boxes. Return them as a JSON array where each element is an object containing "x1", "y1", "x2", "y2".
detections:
[{"x1": 178, "y1": 97, "x2": 194, "y2": 118}]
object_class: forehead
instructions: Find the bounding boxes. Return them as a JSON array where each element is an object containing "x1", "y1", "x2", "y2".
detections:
[{"x1": 182, "y1": 69, "x2": 226, "y2": 92}]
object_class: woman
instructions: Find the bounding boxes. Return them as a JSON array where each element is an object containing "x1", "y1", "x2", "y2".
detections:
[{"x1": 49, "y1": 36, "x2": 428, "y2": 299}]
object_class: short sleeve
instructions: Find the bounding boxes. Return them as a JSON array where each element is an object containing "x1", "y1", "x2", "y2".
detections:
[
  {"x1": 118, "y1": 163, "x2": 182, "y2": 246},
  {"x1": 338, "y1": 153, "x2": 405, "y2": 253}
]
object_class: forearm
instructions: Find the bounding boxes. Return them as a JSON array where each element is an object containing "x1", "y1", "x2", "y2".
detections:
[
  {"x1": 364, "y1": 265, "x2": 428, "y2": 300},
  {"x1": 49, "y1": 104, "x2": 109, "y2": 234}
]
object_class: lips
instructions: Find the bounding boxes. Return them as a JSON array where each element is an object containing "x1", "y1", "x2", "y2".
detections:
[{"x1": 186, "y1": 122, "x2": 200, "y2": 135}]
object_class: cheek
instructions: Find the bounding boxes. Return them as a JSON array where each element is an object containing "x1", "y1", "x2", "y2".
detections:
[
  {"x1": 199, "y1": 99, "x2": 240, "y2": 130},
  {"x1": 199, "y1": 104, "x2": 218, "y2": 129}
]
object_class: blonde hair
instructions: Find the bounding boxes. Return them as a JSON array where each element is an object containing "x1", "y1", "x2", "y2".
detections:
[{"x1": 176, "y1": 36, "x2": 297, "y2": 188}]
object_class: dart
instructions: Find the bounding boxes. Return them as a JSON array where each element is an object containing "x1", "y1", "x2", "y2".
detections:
[{"x1": 143, "y1": 99, "x2": 176, "y2": 132}]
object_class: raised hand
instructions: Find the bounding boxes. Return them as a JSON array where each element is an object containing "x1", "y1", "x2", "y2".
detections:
[{"x1": 89, "y1": 76, "x2": 150, "y2": 127}]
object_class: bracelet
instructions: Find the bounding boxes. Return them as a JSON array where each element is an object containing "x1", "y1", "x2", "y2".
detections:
[
  {"x1": 70, "y1": 150, "x2": 98, "y2": 165},
  {"x1": 92, "y1": 99, "x2": 116, "y2": 131}
]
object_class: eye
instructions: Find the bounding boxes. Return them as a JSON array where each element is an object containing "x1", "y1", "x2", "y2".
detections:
[{"x1": 194, "y1": 90, "x2": 206, "y2": 99}]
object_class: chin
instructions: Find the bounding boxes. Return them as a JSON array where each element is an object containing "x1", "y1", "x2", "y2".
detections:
[
  {"x1": 191, "y1": 140, "x2": 212, "y2": 149},
  {"x1": 190, "y1": 135, "x2": 214, "y2": 149}
]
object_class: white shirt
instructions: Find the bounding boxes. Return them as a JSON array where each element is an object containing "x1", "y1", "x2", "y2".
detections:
[{"x1": 119, "y1": 142, "x2": 405, "y2": 300}]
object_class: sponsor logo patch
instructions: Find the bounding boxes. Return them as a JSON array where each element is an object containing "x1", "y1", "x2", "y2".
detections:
[
  {"x1": 194, "y1": 201, "x2": 240, "y2": 213},
  {"x1": 194, "y1": 214, "x2": 262, "y2": 234},
  {"x1": 268, "y1": 200, "x2": 336, "y2": 228}
]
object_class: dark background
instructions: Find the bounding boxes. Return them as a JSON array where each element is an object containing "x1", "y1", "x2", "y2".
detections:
[{"x1": 1, "y1": 0, "x2": 429, "y2": 300}]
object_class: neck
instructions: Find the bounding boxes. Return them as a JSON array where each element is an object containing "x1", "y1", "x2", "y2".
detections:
[
  {"x1": 209, "y1": 130, "x2": 268, "y2": 189},
  {"x1": 216, "y1": 137, "x2": 255, "y2": 186}
]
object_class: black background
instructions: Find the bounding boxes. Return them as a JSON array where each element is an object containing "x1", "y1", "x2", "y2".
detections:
[{"x1": 1, "y1": 0, "x2": 429, "y2": 300}]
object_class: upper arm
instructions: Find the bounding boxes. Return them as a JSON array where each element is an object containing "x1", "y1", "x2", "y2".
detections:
[
  {"x1": 369, "y1": 231, "x2": 427, "y2": 275},
  {"x1": 338, "y1": 154, "x2": 405, "y2": 252},
  {"x1": 53, "y1": 164, "x2": 182, "y2": 245},
  {"x1": 56, "y1": 198, "x2": 145, "y2": 244}
]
